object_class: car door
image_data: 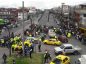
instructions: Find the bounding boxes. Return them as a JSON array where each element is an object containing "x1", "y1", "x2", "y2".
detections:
[
  {"x1": 64, "y1": 46, "x2": 74, "y2": 53},
  {"x1": 49, "y1": 39, "x2": 53, "y2": 44}
]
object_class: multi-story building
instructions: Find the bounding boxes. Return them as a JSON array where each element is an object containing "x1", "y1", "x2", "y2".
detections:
[
  {"x1": 18, "y1": 8, "x2": 29, "y2": 21},
  {"x1": 28, "y1": 7, "x2": 36, "y2": 14},
  {"x1": 75, "y1": 4, "x2": 86, "y2": 27},
  {"x1": 0, "y1": 8, "x2": 18, "y2": 24},
  {"x1": 74, "y1": 4, "x2": 86, "y2": 37}
]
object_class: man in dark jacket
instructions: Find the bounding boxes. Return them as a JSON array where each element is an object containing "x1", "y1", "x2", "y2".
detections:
[
  {"x1": 2, "y1": 53, "x2": 7, "y2": 64},
  {"x1": 38, "y1": 41, "x2": 41, "y2": 52},
  {"x1": 44, "y1": 50, "x2": 51, "y2": 63}
]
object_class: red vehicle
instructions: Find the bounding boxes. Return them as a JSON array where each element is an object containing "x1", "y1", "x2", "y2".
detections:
[{"x1": 58, "y1": 35, "x2": 68, "y2": 43}]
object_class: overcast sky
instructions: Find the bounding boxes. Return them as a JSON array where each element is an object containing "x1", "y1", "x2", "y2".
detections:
[{"x1": 0, "y1": 0, "x2": 86, "y2": 9}]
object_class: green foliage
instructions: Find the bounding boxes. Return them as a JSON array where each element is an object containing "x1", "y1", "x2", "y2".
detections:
[
  {"x1": 7, "y1": 53, "x2": 43, "y2": 64},
  {"x1": 0, "y1": 19, "x2": 5, "y2": 25}
]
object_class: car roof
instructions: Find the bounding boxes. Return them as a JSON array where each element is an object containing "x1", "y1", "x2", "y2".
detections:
[
  {"x1": 82, "y1": 55, "x2": 86, "y2": 59},
  {"x1": 49, "y1": 39, "x2": 56, "y2": 40},
  {"x1": 63, "y1": 44, "x2": 73, "y2": 47},
  {"x1": 56, "y1": 55, "x2": 69, "y2": 60}
]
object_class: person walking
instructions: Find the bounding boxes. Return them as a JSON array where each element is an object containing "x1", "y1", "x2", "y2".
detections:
[
  {"x1": 2, "y1": 53, "x2": 7, "y2": 64},
  {"x1": 44, "y1": 50, "x2": 51, "y2": 63},
  {"x1": 29, "y1": 49, "x2": 32, "y2": 58},
  {"x1": 38, "y1": 41, "x2": 41, "y2": 52},
  {"x1": 13, "y1": 59, "x2": 16, "y2": 64}
]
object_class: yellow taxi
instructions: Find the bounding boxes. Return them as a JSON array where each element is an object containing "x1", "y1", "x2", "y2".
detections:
[
  {"x1": 50, "y1": 55, "x2": 70, "y2": 64},
  {"x1": 43, "y1": 39, "x2": 62, "y2": 46}
]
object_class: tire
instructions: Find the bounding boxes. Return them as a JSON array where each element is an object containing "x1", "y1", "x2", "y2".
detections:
[
  {"x1": 44, "y1": 42, "x2": 47, "y2": 44},
  {"x1": 54, "y1": 43, "x2": 57, "y2": 46},
  {"x1": 73, "y1": 51, "x2": 79, "y2": 55},
  {"x1": 68, "y1": 62, "x2": 71, "y2": 64}
]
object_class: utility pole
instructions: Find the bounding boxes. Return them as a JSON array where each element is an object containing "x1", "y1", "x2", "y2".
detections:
[
  {"x1": 22, "y1": 1, "x2": 25, "y2": 56},
  {"x1": 61, "y1": 3, "x2": 65, "y2": 27}
]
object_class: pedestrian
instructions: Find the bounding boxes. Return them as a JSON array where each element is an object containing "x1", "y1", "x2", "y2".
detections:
[
  {"x1": 38, "y1": 41, "x2": 41, "y2": 52},
  {"x1": 41, "y1": 36, "x2": 45, "y2": 41},
  {"x1": 13, "y1": 59, "x2": 16, "y2": 64},
  {"x1": 44, "y1": 50, "x2": 51, "y2": 63},
  {"x1": 29, "y1": 49, "x2": 32, "y2": 58},
  {"x1": 24, "y1": 46, "x2": 28, "y2": 56},
  {"x1": 11, "y1": 32, "x2": 14, "y2": 38},
  {"x1": 2, "y1": 53, "x2": 7, "y2": 64}
]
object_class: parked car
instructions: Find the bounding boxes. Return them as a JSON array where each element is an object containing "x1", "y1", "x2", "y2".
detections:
[
  {"x1": 54, "y1": 44, "x2": 81, "y2": 55},
  {"x1": 82, "y1": 36, "x2": 86, "y2": 44},
  {"x1": 50, "y1": 55, "x2": 70, "y2": 64},
  {"x1": 58, "y1": 35, "x2": 68, "y2": 43}
]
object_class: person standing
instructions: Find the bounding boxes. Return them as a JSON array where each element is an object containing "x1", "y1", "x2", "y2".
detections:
[
  {"x1": 29, "y1": 49, "x2": 32, "y2": 58},
  {"x1": 13, "y1": 59, "x2": 16, "y2": 64},
  {"x1": 2, "y1": 53, "x2": 7, "y2": 64},
  {"x1": 38, "y1": 41, "x2": 41, "y2": 52},
  {"x1": 11, "y1": 32, "x2": 14, "y2": 38}
]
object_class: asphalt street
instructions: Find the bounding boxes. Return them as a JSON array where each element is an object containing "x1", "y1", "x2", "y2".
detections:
[{"x1": 0, "y1": 13, "x2": 42, "y2": 38}]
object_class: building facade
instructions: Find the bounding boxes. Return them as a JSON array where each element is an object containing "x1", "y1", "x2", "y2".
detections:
[
  {"x1": 0, "y1": 8, "x2": 18, "y2": 24},
  {"x1": 18, "y1": 8, "x2": 29, "y2": 21},
  {"x1": 75, "y1": 4, "x2": 86, "y2": 27}
]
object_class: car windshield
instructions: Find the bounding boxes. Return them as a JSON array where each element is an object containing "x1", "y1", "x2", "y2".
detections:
[
  {"x1": 52, "y1": 58, "x2": 61, "y2": 64},
  {"x1": 60, "y1": 45, "x2": 65, "y2": 49}
]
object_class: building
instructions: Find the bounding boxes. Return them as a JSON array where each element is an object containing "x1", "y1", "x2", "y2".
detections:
[
  {"x1": 18, "y1": 8, "x2": 29, "y2": 21},
  {"x1": 0, "y1": 8, "x2": 18, "y2": 24},
  {"x1": 28, "y1": 7, "x2": 36, "y2": 14},
  {"x1": 75, "y1": 4, "x2": 86, "y2": 27}
]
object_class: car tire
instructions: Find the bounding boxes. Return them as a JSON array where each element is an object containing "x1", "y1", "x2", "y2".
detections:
[
  {"x1": 68, "y1": 62, "x2": 71, "y2": 64},
  {"x1": 73, "y1": 51, "x2": 79, "y2": 55},
  {"x1": 54, "y1": 43, "x2": 57, "y2": 46},
  {"x1": 44, "y1": 42, "x2": 47, "y2": 44}
]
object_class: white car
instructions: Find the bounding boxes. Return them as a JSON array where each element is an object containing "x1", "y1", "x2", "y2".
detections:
[
  {"x1": 54, "y1": 44, "x2": 81, "y2": 55},
  {"x1": 48, "y1": 29, "x2": 56, "y2": 37},
  {"x1": 78, "y1": 55, "x2": 86, "y2": 64}
]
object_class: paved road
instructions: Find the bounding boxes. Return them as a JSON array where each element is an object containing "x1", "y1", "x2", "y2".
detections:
[
  {"x1": 39, "y1": 10, "x2": 49, "y2": 26},
  {"x1": 0, "y1": 48, "x2": 9, "y2": 64},
  {"x1": 0, "y1": 13, "x2": 43, "y2": 38}
]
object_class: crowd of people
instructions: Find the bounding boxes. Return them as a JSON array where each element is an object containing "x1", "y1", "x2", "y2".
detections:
[{"x1": 0, "y1": 23, "x2": 86, "y2": 64}]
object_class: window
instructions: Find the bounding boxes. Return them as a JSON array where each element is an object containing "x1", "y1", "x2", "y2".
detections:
[
  {"x1": 65, "y1": 46, "x2": 72, "y2": 49},
  {"x1": 60, "y1": 45, "x2": 65, "y2": 49},
  {"x1": 63, "y1": 57, "x2": 68, "y2": 63},
  {"x1": 83, "y1": 14, "x2": 86, "y2": 17},
  {"x1": 52, "y1": 58, "x2": 61, "y2": 64}
]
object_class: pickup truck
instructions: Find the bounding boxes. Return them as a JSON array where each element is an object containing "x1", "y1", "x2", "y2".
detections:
[{"x1": 54, "y1": 44, "x2": 81, "y2": 55}]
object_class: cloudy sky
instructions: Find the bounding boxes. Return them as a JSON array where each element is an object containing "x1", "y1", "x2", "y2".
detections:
[{"x1": 0, "y1": 0, "x2": 86, "y2": 9}]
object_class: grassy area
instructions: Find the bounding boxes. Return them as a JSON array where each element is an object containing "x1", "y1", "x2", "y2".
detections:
[{"x1": 7, "y1": 53, "x2": 44, "y2": 64}]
